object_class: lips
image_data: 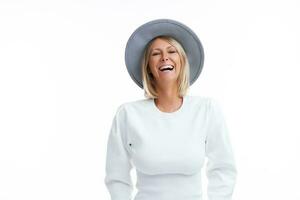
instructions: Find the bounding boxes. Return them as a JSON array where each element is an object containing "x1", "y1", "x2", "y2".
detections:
[{"x1": 159, "y1": 65, "x2": 174, "y2": 71}]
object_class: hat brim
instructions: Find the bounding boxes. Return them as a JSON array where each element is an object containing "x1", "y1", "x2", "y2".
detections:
[{"x1": 125, "y1": 19, "x2": 205, "y2": 89}]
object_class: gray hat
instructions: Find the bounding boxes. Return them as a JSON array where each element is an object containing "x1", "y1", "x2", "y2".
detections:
[{"x1": 125, "y1": 18, "x2": 205, "y2": 89}]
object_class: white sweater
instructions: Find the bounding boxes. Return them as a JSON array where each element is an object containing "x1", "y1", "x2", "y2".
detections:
[{"x1": 104, "y1": 95, "x2": 237, "y2": 200}]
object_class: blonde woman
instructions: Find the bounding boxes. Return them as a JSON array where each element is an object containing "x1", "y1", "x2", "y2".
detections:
[{"x1": 104, "y1": 19, "x2": 237, "y2": 200}]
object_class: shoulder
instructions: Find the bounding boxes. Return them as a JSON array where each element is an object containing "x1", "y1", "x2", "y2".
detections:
[
  {"x1": 186, "y1": 95, "x2": 225, "y2": 114},
  {"x1": 186, "y1": 94, "x2": 212, "y2": 107},
  {"x1": 114, "y1": 98, "x2": 150, "y2": 115},
  {"x1": 188, "y1": 95, "x2": 220, "y2": 106},
  {"x1": 203, "y1": 97, "x2": 226, "y2": 119}
]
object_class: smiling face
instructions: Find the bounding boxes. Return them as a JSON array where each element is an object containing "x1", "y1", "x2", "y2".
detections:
[{"x1": 147, "y1": 38, "x2": 182, "y2": 87}]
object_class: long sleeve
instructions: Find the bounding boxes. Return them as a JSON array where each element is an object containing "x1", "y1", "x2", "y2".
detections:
[
  {"x1": 205, "y1": 98, "x2": 237, "y2": 200},
  {"x1": 104, "y1": 104, "x2": 134, "y2": 200}
]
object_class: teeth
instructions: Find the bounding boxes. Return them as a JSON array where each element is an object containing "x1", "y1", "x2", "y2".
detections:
[{"x1": 159, "y1": 65, "x2": 174, "y2": 71}]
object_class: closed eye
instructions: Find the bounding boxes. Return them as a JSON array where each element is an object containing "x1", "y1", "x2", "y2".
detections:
[{"x1": 152, "y1": 51, "x2": 177, "y2": 56}]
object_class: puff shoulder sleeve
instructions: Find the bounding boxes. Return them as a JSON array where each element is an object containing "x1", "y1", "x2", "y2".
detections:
[
  {"x1": 205, "y1": 98, "x2": 237, "y2": 200},
  {"x1": 104, "y1": 104, "x2": 134, "y2": 200}
]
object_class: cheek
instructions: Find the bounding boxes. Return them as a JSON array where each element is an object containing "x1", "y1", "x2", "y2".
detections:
[
  {"x1": 171, "y1": 54, "x2": 179, "y2": 60},
  {"x1": 148, "y1": 57, "x2": 159, "y2": 67},
  {"x1": 173, "y1": 55, "x2": 181, "y2": 65}
]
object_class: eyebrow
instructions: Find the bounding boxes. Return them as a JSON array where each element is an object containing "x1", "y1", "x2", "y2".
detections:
[{"x1": 151, "y1": 46, "x2": 175, "y2": 52}]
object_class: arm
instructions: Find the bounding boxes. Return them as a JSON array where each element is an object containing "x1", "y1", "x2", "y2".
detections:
[
  {"x1": 104, "y1": 104, "x2": 134, "y2": 200},
  {"x1": 205, "y1": 98, "x2": 237, "y2": 200}
]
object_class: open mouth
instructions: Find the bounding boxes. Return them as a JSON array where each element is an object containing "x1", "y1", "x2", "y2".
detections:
[{"x1": 159, "y1": 65, "x2": 174, "y2": 72}]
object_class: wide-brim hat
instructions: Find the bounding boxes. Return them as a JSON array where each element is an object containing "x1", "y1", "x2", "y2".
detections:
[{"x1": 125, "y1": 18, "x2": 205, "y2": 89}]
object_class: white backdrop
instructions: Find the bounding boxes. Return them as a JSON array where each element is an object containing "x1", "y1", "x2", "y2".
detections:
[{"x1": 0, "y1": 0, "x2": 299, "y2": 199}]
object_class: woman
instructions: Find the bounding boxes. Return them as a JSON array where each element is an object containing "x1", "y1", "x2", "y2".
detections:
[{"x1": 104, "y1": 19, "x2": 237, "y2": 200}]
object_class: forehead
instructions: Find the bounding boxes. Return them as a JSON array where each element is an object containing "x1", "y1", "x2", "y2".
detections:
[{"x1": 150, "y1": 38, "x2": 175, "y2": 48}]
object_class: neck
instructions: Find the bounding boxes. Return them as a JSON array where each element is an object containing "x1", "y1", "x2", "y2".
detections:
[{"x1": 154, "y1": 87, "x2": 183, "y2": 112}]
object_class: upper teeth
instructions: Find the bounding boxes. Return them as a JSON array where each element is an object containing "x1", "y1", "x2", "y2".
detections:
[{"x1": 159, "y1": 65, "x2": 174, "y2": 71}]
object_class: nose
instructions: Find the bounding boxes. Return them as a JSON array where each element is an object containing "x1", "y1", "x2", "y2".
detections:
[{"x1": 161, "y1": 52, "x2": 169, "y2": 61}]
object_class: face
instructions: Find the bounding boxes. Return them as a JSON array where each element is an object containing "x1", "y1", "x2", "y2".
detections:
[{"x1": 148, "y1": 38, "x2": 181, "y2": 86}]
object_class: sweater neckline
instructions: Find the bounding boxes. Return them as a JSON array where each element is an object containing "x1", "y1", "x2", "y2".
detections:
[{"x1": 151, "y1": 95, "x2": 187, "y2": 117}]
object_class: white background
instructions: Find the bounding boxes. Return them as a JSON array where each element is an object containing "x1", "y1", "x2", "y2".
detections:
[{"x1": 0, "y1": 0, "x2": 299, "y2": 199}]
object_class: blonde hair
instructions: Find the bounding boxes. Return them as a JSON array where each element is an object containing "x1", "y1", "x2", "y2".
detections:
[{"x1": 141, "y1": 36, "x2": 190, "y2": 99}]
